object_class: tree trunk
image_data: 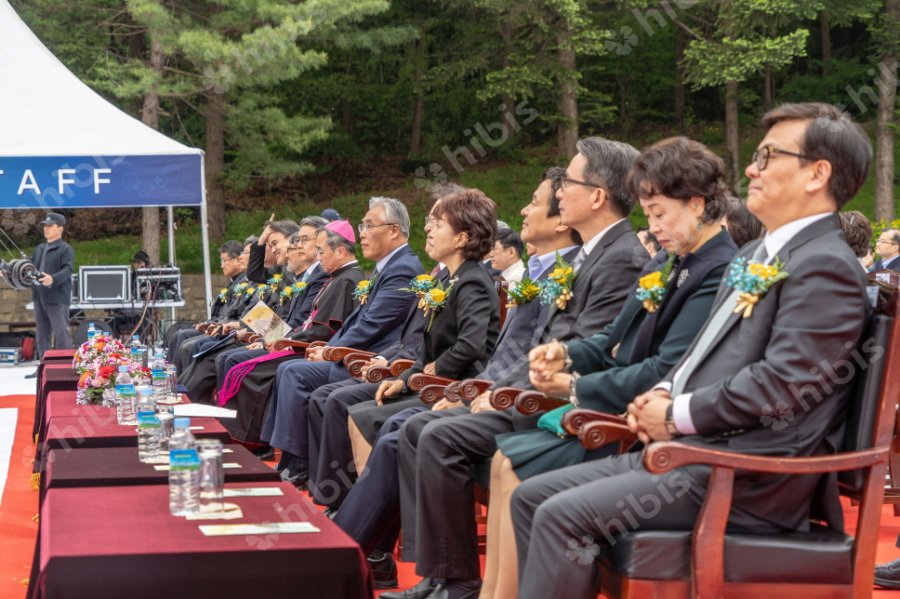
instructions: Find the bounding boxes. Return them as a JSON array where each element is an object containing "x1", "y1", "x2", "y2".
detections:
[
  {"x1": 874, "y1": 0, "x2": 898, "y2": 221},
  {"x1": 499, "y1": 17, "x2": 516, "y2": 144},
  {"x1": 724, "y1": 80, "x2": 742, "y2": 195},
  {"x1": 409, "y1": 31, "x2": 426, "y2": 157},
  {"x1": 820, "y1": 11, "x2": 831, "y2": 68},
  {"x1": 341, "y1": 56, "x2": 353, "y2": 135},
  {"x1": 205, "y1": 89, "x2": 227, "y2": 241},
  {"x1": 140, "y1": 35, "x2": 163, "y2": 265},
  {"x1": 555, "y1": 28, "x2": 578, "y2": 159},
  {"x1": 674, "y1": 28, "x2": 686, "y2": 129}
]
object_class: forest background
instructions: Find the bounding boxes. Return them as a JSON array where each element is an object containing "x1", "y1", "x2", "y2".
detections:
[{"x1": 8, "y1": 0, "x2": 900, "y2": 272}]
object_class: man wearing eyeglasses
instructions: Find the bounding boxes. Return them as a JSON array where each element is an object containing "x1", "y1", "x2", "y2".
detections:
[
  {"x1": 870, "y1": 229, "x2": 900, "y2": 273},
  {"x1": 165, "y1": 239, "x2": 249, "y2": 364},
  {"x1": 511, "y1": 104, "x2": 874, "y2": 599},
  {"x1": 263, "y1": 197, "x2": 425, "y2": 488}
]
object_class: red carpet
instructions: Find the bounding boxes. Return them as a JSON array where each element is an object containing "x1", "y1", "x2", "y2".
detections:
[
  {"x1": 4, "y1": 394, "x2": 900, "y2": 598},
  {"x1": 0, "y1": 395, "x2": 38, "y2": 599}
]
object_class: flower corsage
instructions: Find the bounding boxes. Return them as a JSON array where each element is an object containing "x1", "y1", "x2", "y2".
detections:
[
  {"x1": 635, "y1": 256, "x2": 675, "y2": 313},
  {"x1": 353, "y1": 279, "x2": 374, "y2": 305},
  {"x1": 400, "y1": 274, "x2": 438, "y2": 310},
  {"x1": 506, "y1": 276, "x2": 540, "y2": 309},
  {"x1": 538, "y1": 253, "x2": 575, "y2": 310},
  {"x1": 725, "y1": 257, "x2": 789, "y2": 318},
  {"x1": 280, "y1": 281, "x2": 307, "y2": 304}
]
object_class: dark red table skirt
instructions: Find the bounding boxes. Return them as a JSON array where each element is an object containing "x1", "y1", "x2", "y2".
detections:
[
  {"x1": 45, "y1": 415, "x2": 231, "y2": 451},
  {"x1": 43, "y1": 444, "x2": 280, "y2": 497},
  {"x1": 34, "y1": 482, "x2": 372, "y2": 599},
  {"x1": 33, "y1": 365, "x2": 80, "y2": 439}
]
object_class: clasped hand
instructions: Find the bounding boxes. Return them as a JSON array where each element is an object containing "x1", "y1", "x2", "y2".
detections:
[
  {"x1": 528, "y1": 341, "x2": 570, "y2": 397},
  {"x1": 625, "y1": 389, "x2": 674, "y2": 444}
]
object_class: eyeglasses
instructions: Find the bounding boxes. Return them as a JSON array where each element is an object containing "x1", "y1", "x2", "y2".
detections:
[
  {"x1": 424, "y1": 216, "x2": 436, "y2": 228},
  {"x1": 220, "y1": 256, "x2": 240, "y2": 265},
  {"x1": 358, "y1": 222, "x2": 397, "y2": 234},
  {"x1": 297, "y1": 235, "x2": 314, "y2": 244},
  {"x1": 752, "y1": 145, "x2": 811, "y2": 171},
  {"x1": 876, "y1": 238, "x2": 898, "y2": 246},
  {"x1": 560, "y1": 176, "x2": 602, "y2": 190}
]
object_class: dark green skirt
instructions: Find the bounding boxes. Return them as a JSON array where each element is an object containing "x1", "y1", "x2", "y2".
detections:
[{"x1": 495, "y1": 428, "x2": 617, "y2": 481}]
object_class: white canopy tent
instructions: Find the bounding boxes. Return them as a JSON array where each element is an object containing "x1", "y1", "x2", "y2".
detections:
[{"x1": 0, "y1": 0, "x2": 213, "y2": 315}]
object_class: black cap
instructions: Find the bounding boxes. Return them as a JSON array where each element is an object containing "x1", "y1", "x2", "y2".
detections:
[
  {"x1": 39, "y1": 212, "x2": 66, "y2": 226},
  {"x1": 321, "y1": 208, "x2": 341, "y2": 221}
]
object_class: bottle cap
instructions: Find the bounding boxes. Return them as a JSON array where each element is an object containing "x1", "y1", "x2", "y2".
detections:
[{"x1": 118, "y1": 365, "x2": 129, "y2": 373}]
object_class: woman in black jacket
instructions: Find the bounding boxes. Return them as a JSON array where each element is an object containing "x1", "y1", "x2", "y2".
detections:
[{"x1": 332, "y1": 189, "x2": 501, "y2": 584}]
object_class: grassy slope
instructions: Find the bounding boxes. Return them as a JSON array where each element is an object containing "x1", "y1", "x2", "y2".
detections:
[{"x1": 57, "y1": 123, "x2": 899, "y2": 273}]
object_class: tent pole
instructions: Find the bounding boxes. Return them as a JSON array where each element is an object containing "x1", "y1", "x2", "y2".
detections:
[
  {"x1": 199, "y1": 154, "x2": 212, "y2": 320},
  {"x1": 167, "y1": 205, "x2": 176, "y2": 322}
]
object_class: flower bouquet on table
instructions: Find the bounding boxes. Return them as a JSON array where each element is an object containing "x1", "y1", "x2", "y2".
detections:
[{"x1": 73, "y1": 335, "x2": 149, "y2": 405}]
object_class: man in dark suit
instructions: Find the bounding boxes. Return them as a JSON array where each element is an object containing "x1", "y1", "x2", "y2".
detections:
[
  {"x1": 215, "y1": 218, "x2": 329, "y2": 392},
  {"x1": 220, "y1": 224, "x2": 361, "y2": 447},
  {"x1": 29, "y1": 212, "x2": 74, "y2": 363},
  {"x1": 870, "y1": 228, "x2": 900, "y2": 272},
  {"x1": 383, "y1": 143, "x2": 646, "y2": 599},
  {"x1": 511, "y1": 103, "x2": 873, "y2": 598},
  {"x1": 262, "y1": 197, "x2": 425, "y2": 486}
]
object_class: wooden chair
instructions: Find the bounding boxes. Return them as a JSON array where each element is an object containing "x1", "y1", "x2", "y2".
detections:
[
  {"x1": 270, "y1": 339, "x2": 326, "y2": 352},
  {"x1": 571, "y1": 286, "x2": 899, "y2": 599},
  {"x1": 363, "y1": 358, "x2": 414, "y2": 383}
]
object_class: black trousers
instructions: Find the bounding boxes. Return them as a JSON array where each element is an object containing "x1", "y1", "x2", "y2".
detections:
[
  {"x1": 33, "y1": 295, "x2": 71, "y2": 358},
  {"x1": 398, "y1": 408, "x2": 518, "y2": 578},
  {"x1": 166, "y1": 328, "x2": 201, "y2": 364},
  {"x1": 308, "y1": 380, "x2": 380, "y2": 507}
]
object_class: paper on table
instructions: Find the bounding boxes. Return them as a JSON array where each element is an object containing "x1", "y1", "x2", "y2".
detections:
[
  {"x1": 199, "y1": 522, "x2": 320, "y2": 536},
  {"x1": 184, "y1": 503, "x2": 243, "y2": 521},
  {"x1": 154, "y1": 463, "x2": 242, "y2": 472},
  {"x1": 174, "y1": 404, "x2": 237, "y2": 419},
  {"x1": 223, "y1": 487, "x2": 284, "y2": 498}
]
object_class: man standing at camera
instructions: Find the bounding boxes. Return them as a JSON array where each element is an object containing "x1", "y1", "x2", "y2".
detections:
[{"x1": 29, "y1": 212, "x2": 74, "y2": 367}]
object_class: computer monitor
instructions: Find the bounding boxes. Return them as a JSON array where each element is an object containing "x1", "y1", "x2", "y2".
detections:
[{"x1": 79, "y1": 266, "x2": 131, "y2": 303}]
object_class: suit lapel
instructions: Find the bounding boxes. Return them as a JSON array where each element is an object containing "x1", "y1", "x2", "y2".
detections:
[
  {"x1": 536, "y1": 245, "x2": 584, "y2": 329},
  {"x1": 690, "y1": 215, "x2": 840, "y2": 369}
]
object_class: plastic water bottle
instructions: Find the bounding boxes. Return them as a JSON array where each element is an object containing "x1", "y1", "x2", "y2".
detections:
[
  {"x1": 150, "y1": 351, "x2": 168, "y2": 401},
  {"x1": 136, "y1": 387, "x2": 160, "y2": 463},
  {"x1": 87, "y1": 322, "x2": 97, "y2": 340},
  {"x1": 169, "y1": 418, "x2": 200, "y2": 516},
  {"x1": 129, "y1": 335, "x2": 145, "y2": 364},
  {"x1": 115, "y1": 365, "x2": 137, "y2": 426}
]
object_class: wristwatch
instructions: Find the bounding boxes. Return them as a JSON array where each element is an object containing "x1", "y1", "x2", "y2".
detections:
[{"x1": 664, "y1": 403, "x2": 682, "y2": 438}]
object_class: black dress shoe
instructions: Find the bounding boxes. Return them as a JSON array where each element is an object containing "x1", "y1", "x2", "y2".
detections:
[
  {"x1": 323, "y1": 506, "x2": 338, "y2": 520},
  {"x1": 24, "y1": 370, "x2": 37, "y2": 379},
  {"x1": 251, "y1": 445, "x2": 275, "y2": 461},
  {"x1": 379, "y1": 578, "x2": 438, "y2": 599},
  {"x1": 280, "y1": 467, "x2": 308, "y2": 490},
  {"x1": 425, "y1": 579, "x2": 481, "y2": 599},
  {"x1": 875, "y1": 558, "x2": 900, "y2": 589},
  {"x1": 367, "y1": 552, "x2": 398, "y2": 589}
]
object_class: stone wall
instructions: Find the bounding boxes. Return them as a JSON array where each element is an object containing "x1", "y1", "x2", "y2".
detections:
[{"x1": 0, "y1": 273, "x2": 228, "y2": 334}]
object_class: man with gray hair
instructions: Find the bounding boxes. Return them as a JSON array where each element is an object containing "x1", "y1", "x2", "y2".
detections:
[
  {"x1": 871, "y1": 228, "x2": 900, "y2": 272},
  {"x1": 263, "y1": 197, "x2": 425, "y2": 487}
]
